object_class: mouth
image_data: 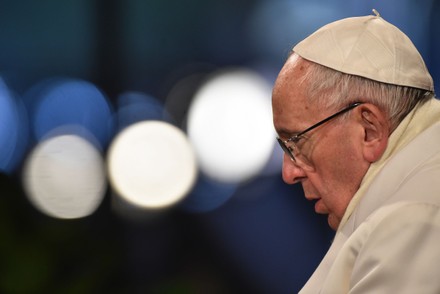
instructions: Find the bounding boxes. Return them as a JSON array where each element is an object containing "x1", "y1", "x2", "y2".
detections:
[{"x1": 303, "y1": 189, "x2": 328, "y2": 214}]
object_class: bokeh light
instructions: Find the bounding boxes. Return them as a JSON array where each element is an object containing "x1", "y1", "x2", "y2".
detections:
[
  {"x1": 187, "y1": 68, "x2": 275, "y2": 183},
  {"x1": 23, "y1": 78, "x2": 114, "y2": 149},
  {"x1": 108, "y1": 121, "x2": 197, "y2": 210},
  {"x1": 22, "y1": 133, "x2": 107, "y2": 219},
  {"x1": 0, "y1": 78, "x2": 28, "y2": 174}
]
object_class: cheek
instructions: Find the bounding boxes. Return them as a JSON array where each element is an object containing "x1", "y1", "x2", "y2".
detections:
[
  {"x1": 314, "y1": 128, "x2": 361, "y2": 173},
  {"x1": 308, "y1": 134, "x2": 364, "y2": 213}
]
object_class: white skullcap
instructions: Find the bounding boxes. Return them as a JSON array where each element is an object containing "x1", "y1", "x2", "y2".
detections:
[{"x1": 293, "y1": 10, "x2": 434, "y2": 91}]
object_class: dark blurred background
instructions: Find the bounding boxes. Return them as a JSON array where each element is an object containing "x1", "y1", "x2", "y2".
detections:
[{"x1": 0, "y1": 0, "x2": 439, "y2": 293}]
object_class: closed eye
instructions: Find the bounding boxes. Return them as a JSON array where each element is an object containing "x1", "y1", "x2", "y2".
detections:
[{"x1": 288, "y1": 134, "x2": 304, "y2": 144}]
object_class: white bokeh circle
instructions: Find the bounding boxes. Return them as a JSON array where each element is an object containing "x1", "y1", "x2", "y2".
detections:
[
  {"x1": 107, "y1": 121, "x2": 197, "y2": 209},
  {"x1": 187, "y1": 69, "x2": 275, "y2": 183},
  {"x1": 23, "y1": 134, "x2": 106, "y2": 219}
]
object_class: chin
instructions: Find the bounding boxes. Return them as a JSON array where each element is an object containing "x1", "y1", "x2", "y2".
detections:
[{"x1": 327, "y1": 215, "x2": 340, "y2": 231}]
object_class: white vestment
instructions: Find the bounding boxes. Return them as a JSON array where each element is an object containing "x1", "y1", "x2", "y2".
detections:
[{"x1": 300, "y1": 98, "x2": 440, "y2": 293}]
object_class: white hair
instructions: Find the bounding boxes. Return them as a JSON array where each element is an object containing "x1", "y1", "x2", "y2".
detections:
[{"x1": 291, "y1": 53, "x2": 435, "y2": 130}]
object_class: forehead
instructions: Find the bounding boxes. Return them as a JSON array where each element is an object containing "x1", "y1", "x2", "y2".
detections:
[{"x1": 272, "y1": 56, "x2": 317, "y2": 135}]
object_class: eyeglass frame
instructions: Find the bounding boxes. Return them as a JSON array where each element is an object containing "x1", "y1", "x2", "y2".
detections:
[{"x1": 276, "y1": 102, "x2": 364, "y2": 162}]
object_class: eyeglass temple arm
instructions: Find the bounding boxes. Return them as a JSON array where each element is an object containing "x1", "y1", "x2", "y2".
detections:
[{"x1": 295, "y1": 102, "x2": 364, "y2": 138}]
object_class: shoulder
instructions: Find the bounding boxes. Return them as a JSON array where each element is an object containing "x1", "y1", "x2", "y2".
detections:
[
  {"x1": 347, "y1": 202, "x2": 440, "y2": 293},
  {"x1": 308, "y1": 202, "x2": 440, "y2": 293},
  {"x1": 352, "y1": 201, "x2": 440, "y2": 250}
]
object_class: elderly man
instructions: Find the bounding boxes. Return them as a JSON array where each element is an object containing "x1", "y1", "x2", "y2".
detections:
[{"x1": 272, "y1": 10, "x2": 440, "y2": 293}]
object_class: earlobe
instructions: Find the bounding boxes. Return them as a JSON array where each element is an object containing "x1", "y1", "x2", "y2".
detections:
[{"x1": 359, "y1": 105, "x2": 390, "y2": 162}]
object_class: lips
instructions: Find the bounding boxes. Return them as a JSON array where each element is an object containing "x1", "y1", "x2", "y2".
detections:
[
  {"x1": 304, "y1": 192, "x2": 318, "y2": 202},
  {"x1": 304, "y1": 194, "x2": 327, "y2": 214},
  {"x1": 303, "y1": 186, "x2": 328, "y2": 214}
]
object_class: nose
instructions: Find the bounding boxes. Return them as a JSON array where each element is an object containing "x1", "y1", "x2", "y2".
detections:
[{"x1": 281, "y1": 154, "x2": 307, "y2": 184}]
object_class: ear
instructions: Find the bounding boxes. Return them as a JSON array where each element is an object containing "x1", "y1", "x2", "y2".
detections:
[{"x1": 357, "y1": 104, "x2": 390, "y2": 163}]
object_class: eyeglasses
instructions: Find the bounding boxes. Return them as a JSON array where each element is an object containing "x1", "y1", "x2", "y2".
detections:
[{"x1": 276, "y1": 102, "x2": 363, "y2": 165}]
